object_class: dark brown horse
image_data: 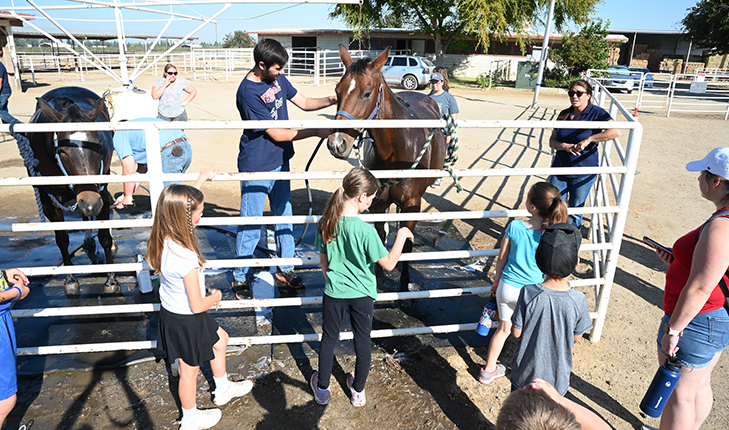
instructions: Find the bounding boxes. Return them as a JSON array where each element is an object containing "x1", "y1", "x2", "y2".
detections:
[
  {"x1": 328, "y1": 45, "x2": 446, "y2": 290},
  {"x1": 25, "y1": 87, "x2": 117, "y2": 296}
]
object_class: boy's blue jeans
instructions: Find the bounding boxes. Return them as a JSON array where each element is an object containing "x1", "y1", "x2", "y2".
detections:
[
  {"x1": 234, "y1": 162, "x2": 294, "y2": 282},
  {"x1": 547, "y1": 174, "x2": 597, "y2": 228}
]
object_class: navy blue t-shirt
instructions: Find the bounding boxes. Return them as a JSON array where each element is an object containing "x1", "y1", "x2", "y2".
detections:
[
  {"x1": 235, "y1": 72, "x2": 298, "y2": 172},
  {"x1": 0, "y1": 62, "x2": 11, "y2": 95},
  {"x1": 551, "y1": 103, "x2": 612, "y2": 178}
]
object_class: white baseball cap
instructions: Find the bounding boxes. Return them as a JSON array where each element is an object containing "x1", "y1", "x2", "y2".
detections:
[{"x1": 686, "y1": 147, "x2": 729, "y2": 180}]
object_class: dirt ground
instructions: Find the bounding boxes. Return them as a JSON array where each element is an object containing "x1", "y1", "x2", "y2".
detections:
[{"x1": 2, "y1": 70, "x2": 729, "y2": 430}]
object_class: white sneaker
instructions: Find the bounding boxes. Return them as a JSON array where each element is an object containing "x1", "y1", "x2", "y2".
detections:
[
  {"x1": 179, "y1": 408, "x2": 221, "y2": 430},
  {"x1": 214, "y1": 379, "x2": 254, "y2": 406}
]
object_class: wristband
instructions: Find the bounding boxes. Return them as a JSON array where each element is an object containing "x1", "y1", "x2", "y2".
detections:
[{"x1": 10, "y1": 286, "x2": 22, "y2": 302}]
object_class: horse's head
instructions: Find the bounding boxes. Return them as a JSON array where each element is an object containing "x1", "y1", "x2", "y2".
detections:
[
  {"x1": 38, "y1": 96, "x2": 109, "y2": 217},
  {"x1": 327, "y1": 45, "x2": 390, "y2": 159}
]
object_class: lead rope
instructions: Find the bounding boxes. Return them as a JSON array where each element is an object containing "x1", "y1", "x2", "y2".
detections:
[
  {"x1": 8, "y1": 121, "x2": 78, "y2": 219},
  {"x1": 442, "y1": 113, "x2": 462, "y2": 192}
]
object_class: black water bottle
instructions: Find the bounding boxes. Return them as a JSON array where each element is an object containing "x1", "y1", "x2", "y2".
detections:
[{"x1": 640, "y1": 357, "x2": 682, "y2": 418}]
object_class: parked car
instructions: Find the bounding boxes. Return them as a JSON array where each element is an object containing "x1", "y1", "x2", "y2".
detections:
[
  {"x1": 381, "y1": 55, "x2": 435, "y2": 90},
  {"x1": 604, "y1": 65, "x2": 634, "y2": 93},
  {"x1": 628, "y1": 66, "x2": 654, "y2": 88}
]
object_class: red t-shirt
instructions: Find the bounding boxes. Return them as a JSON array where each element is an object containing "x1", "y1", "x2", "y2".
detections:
[{"x1": 663, "y1": 207, "x2": 729, "y2": 315}]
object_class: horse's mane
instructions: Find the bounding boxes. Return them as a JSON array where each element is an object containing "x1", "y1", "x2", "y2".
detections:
[
  {"x1": 53, "y1": 96, "x2": 91, "y2": 122},
  {"x1": 347, "y1": 58, "x2": 371, "y2": 75}
]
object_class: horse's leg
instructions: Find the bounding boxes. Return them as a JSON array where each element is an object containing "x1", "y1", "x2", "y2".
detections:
[
  {"x1": 399, "y1": 206, "x2": 420, "y2": 292},
  {"x1": 39, "y1": 188, "x2": 80, "y2": 296},
  {"x1": 98, "y1": 193, "x2": 118, "y2": 294},
  {"x1": 370, "y1": 198, "x2": 391, "y2": 289}
]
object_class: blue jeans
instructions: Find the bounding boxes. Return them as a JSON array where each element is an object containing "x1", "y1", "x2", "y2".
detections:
[
  {"x1": 548, "y1": 174, "x2": 597, "y2": 228},
  {"x1": 0, "y1": 93, "x2": 18, "y2": 124},
  {"x1": 657, "y1": 309, "x2": 729, "y2": 369},
  {"x1": 160, "y1": 139, "x2": 192, "y2": 185},
  {"x1": 234, "y1": 162, "x2": 294, "y2": 282}
]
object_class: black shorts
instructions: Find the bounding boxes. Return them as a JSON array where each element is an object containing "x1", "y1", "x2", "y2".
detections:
[{"x1": 158, "y1": 306, "x2": 220, "y2": 367}]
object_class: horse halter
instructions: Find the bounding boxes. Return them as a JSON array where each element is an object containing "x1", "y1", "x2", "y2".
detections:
[
  {"x1": 335, "y1": 76, "x2": 384, "y2": 122},
  {"x1": 54, "y1": 133, "x2": 106, "y2": 193}
]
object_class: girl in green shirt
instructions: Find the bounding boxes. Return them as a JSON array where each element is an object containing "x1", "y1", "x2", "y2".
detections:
[{"x1": 311, "y1": 167, "x2": 412, "y2": 407}]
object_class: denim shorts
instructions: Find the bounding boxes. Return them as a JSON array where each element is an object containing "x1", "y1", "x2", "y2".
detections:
[{"x1": 656, "y1": 307, "x2": 729, "y2": 368}]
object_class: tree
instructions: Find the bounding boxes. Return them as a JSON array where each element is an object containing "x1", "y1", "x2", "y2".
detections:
[
  {"x1": 682, "y1": 0, "x2": 729, "y2": 55},
  {"x1": 330, "y1": 0, "x2": 601, "y2": 65},
  {"x1": 222, "y1": 31, "x2": 257, "y2": 49},
  {"x1": 550, "y1": 20, "x2": 611, "y2": 79}
]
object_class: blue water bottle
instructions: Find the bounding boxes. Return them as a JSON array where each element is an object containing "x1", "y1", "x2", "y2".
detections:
[
  {"x1": 640, "y1": 357, "x2": 682, "y2": 417},
  {"x1": 476, "y1": 295, "x2": 499, "y2": 339}
]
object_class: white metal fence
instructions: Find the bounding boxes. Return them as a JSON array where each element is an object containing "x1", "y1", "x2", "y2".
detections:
[
  {"x1": 0, "y1": 81, "x2": 642, "y2": 355},
  {"x1": 587, "y1": 69, "x2": 729, "y2": 119}
]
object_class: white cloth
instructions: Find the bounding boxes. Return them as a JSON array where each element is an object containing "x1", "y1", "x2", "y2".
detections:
[{"x1": 159, "y1": 240, "x2": 206, "y2": 315}]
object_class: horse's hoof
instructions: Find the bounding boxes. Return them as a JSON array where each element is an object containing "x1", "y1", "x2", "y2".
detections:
[
  {"x1": 111, "y1": 240, "x2": 117, "y2": 253},
  {"x1": 104, "y1": 279, "x2": 120, "y2": 295},
  {"x1": 65, "y1": 282, "x2": 81, "y2": 297},
  {"x1": 405, "y1": 283, "x2": 419, "y2": 292}
]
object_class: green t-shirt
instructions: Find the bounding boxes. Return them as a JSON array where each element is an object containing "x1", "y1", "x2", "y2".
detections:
[{"x1": 315, "y1": 216, "x2": 389, "y2": 299}]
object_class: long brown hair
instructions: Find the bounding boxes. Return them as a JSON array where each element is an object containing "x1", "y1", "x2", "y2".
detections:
[
  {"x1": 317, "y1": 167, "x2": 379, "y2": 243},
  {"x1": 528, "y1": 182, "x2": 568, "y2": 227},
  {"x1": 145, "y1": 184, "x2": 205, "y2": 273},
  {"x1": 557, "y1": 79, "x2": 594, "y2": 120},
  {"x1": 433, "y1": 66, "x2": 451, "y2": 91}
]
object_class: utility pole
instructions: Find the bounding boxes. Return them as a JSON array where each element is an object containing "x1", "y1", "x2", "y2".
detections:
[{"x1": 531, "y1": 0, "x2": 556, "y2": 107}]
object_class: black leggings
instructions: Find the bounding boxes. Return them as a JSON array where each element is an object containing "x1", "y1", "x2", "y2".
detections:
[{"x1": 317, "y1": 294, "x2": 374, "y2": 393}]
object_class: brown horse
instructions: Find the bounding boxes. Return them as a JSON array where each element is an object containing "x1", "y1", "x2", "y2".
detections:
[
  {"x1": 25, "y1": 87, "x2": 117, "y2": 296},
  {"x1": 327, "y1": 45, "x2": 446, "y2": 290}
]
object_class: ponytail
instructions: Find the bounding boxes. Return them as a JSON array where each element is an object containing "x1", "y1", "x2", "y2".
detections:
[
  {"x1": 528, "y1": 182, "x2": 568, "y2": 227},
  {"x1": 318, "y1": 187, "x2": 347, "y2": 243},
  {"x1": 317, "y1": 167, "x2": 380, "y2": 243}
]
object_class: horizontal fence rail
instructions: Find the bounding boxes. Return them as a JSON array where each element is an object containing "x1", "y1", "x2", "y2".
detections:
[{"x1": 1, "y1": 88, "x2": 642, "y2": 354}]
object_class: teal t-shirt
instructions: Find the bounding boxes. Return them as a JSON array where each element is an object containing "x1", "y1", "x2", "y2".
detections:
[
  {"x1": 315, "y1": 216, "x2": 389, "y2": 300},
  {"x1": 500, "y1": 220, "x2": 545, "y2": 287}
]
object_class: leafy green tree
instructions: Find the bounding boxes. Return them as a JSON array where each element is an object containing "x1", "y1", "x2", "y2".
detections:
[
  {"x1": 550, "y1": 20, "x2": 611, "y2": 79},
  {"x1": 330, "y1": 0, "x2": 601, "y2": 65},
  {"x1": 682, "y1": 0, "x2": 729, "y2": 55},
  {"x1": 222, "y1": 31, "x2": 257, "y2": 49}
]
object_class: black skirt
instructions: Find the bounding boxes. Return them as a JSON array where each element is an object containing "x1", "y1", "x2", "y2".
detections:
[{"x1": 158, "y1": 306, "x2": 220, "y2": 367}]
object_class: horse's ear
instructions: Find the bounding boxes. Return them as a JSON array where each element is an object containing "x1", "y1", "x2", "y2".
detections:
[
  {"x1": 37, "y1": 97, "x2": 64, "y2": 122},
  {"x1": 372, "y1": 47, "x2": 390, "y2": 70},
  {"x1": 85, "y1": 97, "x2": 107, "y2": 122},
  {"x1": 339, "y1": 44, "x2": 353, "y2": 68}
]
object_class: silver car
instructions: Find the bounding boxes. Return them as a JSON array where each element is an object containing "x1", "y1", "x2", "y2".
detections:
[
  {"x1": 605, "y1": 66, "x2": 635, "y2": 93},
  {"x1": 381, "y1": 55, "x2": 435, "y2": 90}
]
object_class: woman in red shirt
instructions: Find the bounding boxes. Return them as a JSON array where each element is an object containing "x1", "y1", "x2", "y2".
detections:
[{"x1": 651, "y1": 147, "x2": 729, "y2": 430}]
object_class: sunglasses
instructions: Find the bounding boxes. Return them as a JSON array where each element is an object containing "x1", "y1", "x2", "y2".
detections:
[
  {"x1": 166, "y1": 71, "x2": 178, "y2": 75},
  {"x1": 567, "y1": 90, "x2": 586, "y2": 97}
]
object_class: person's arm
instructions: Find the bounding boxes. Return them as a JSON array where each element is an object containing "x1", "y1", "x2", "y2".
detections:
[
  {"x1": 151, "y1": 76, "x2": 173, "y2": 100},
  {"x1": 0, "y1": 268, "x2": 30, "y2": 303},
  {"x1": 182, "y1": 84, "x2": 197, "y2": 106},
  {"x1": 491, "y1": 236, "x2": 511, "y2": 294},
  {"x1": 319, "y1": 253, "x2": 328, "y2": 279},
  {"x1": 662, "y1": 217, "x2": 729, "y2": 356},
  {"x1": 574, "y1": 122, "x2": 620, "y2": 153},
  {"x1": 114, "y1": 156, "x2": 140, "y2": 209},
  {"x1": 378, "y1": 227, "x2": 414, "y2": 271},
  {"x1": 289, "y1": 93, "x2": 337, "y2": 112},
  {"x1": 526, "y1": 379, "x2": 611, "y2": 430},
  {"x1": 183, "y1": 268, "x2": 222, "y2": 314},
  {"x1": 265, "y1": 127, "x2": 330, "y2": 142},
  {"x1": 511, "y1": 326, "x2": 522, "y2": 338},
  {"x1": 192, "y1": 167, "x2": 218, "y2": 190}
]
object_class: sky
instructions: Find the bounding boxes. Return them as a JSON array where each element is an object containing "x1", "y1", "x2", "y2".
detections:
[{"x1": 7, "y1": 0, "x2": 701, "y2": 44}]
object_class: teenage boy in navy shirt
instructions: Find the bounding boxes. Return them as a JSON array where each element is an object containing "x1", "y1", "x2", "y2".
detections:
[{"x1": 233, "y1": 39, "x2": 336, "y2": 296}]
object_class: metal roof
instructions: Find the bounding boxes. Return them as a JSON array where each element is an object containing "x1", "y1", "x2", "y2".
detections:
[
  {"x1": 13, "y1": 27, "x2": 196, "y2": 41},
  {"x1": 248, "y1": 28, "x2": 628, "y2": 43}
]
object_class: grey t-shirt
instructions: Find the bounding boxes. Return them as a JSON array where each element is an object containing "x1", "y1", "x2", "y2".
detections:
[
  {"x1": 510, "y1": 283, "x2": 593, "y2": 395},
  {"x1": 429, "y1": 91, "x2": 459, "y2": 117},
  {"x1": 153, "y1": 77, "x2": 190, "y2": 117}
]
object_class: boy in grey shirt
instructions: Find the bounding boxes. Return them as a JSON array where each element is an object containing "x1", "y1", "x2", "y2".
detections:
[{"x1": 510, "y1": 223, "x2": 593, "y2": 396}]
